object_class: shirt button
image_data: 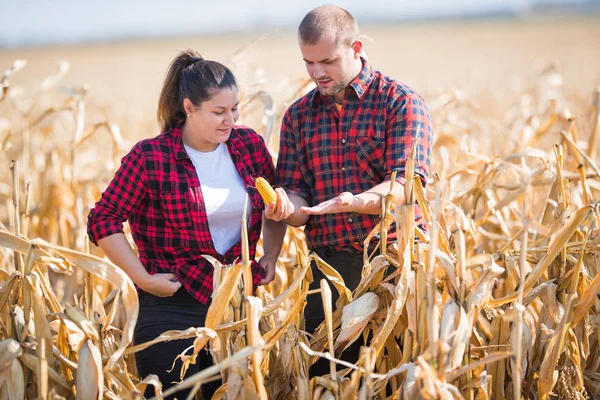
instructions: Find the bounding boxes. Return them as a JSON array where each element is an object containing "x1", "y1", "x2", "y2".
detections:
[
  {"x1": 342, "y1": 138, "x2": 346, "y2": 144},
  {"x1": 348, "y1": 218, "x2": 353, "y2": 223},
  {"x1": 341, "y1": 167, "x2": 346, "y2": 171}
]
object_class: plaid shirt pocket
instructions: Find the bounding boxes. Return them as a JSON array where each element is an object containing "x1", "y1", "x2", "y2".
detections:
[
  {"x1": 355, "y1": 137, "x2": 386, "y2": 182},
  {"x1": 160, "y1": 191, "x2": 192, "y2": 230}
]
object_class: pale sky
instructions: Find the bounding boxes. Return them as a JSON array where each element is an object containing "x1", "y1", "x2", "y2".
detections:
[{"x1": 1, "y1": 0, "x2": 594, "y2": 48}]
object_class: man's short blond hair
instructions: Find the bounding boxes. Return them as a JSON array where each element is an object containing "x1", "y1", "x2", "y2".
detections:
[{"x1": 298, "y1": 5, "x2": 359, "y2": 47}]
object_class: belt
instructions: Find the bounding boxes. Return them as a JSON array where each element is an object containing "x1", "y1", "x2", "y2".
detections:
[{"x1": 317, "y1": 244, "x2": 380, "y2": 258}]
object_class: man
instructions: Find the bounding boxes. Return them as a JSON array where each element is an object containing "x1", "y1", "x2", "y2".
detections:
[{"x1": 261, "y1": 4, "x2": 433, "y2": 376}]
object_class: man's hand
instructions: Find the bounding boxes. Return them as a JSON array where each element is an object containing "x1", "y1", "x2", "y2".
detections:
[
  {"x1": 299, "y1": 192, "x2": 356, "y2": 215},
  {"x1": 264, "y1": 188, "x2": 296, "y2": 222},
  {"x1": 138, "y1": 273, "x2": 182, "y2": 297},
  {"x1": 258, "y1": 255, "x2": 277, "y2": 285}
]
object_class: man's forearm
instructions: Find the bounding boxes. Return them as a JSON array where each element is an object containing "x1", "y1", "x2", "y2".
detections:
[{"x1": 351, "y1": 179, "x2": 406, "y2": 215}]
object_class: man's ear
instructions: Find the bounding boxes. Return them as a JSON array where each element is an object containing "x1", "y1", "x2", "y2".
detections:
[{"x1": 351, "y1": 40, "x2": 363, "y2": 59}]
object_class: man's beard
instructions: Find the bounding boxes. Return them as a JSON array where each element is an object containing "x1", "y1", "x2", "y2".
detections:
[
  {"x1": 315, "y1": 73, "x2": 353, "y2": 99},
  {"x1": 316, "y1": 80, "x2": 345, "y2": 98}
]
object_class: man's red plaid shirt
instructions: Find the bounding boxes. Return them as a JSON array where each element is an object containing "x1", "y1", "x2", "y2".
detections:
[
  {"x1": 274, "y1": 58, "x2": 433, "y2": 250},
  {"x1": 87, "y1": 125, "x2": 273, "y2": 304}
]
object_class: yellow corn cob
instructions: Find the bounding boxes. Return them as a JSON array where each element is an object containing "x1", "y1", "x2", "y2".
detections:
[{"x1": 256, "y1": 177, "x2": 277, "y2": 206}]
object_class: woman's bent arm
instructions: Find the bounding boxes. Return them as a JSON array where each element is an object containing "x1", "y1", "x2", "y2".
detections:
[{"x1": 98, "y1": 233, "x2": 181, "y2": 297}]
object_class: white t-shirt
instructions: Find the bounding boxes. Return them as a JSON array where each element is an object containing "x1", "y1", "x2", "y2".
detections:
[{"x1": 184, "y1": 143, "x2": 249, "y2": 255}]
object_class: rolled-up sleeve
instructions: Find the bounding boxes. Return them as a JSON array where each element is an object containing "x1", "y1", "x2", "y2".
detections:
[
  {"x1": 385, "y1": 93, "x2": 433, "y2": 186},
  {"x1": 87, "y1": 144, "x2": 147, "y2": 245},
  {"x1": 274, "y1": 110, "x2": 312, "y2": 203}
]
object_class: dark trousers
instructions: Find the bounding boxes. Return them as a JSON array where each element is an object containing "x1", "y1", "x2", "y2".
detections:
[
  {"x1": 134, "y1": 288, "x2": 221, "y2": 399},
  {"x1": 306, "y1": 246, "x2": 370, "y2": 378}
]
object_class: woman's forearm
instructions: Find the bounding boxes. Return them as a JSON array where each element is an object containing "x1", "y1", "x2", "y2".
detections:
[
  {"x1": 285, "y1": 193, "x2": 310, "y2": 226},
  {"x1": 262, "y1": 216, "x2": 287, "y2": 259},
  {"x1": 97, "y1": 233, "x2": 152, "y2": 288}
]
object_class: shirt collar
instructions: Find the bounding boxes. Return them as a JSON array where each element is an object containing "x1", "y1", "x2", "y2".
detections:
[
  {"x1": 309, "y1": 57, "x2": 374, "y2": 105},
  {"x1": 170, "y1": 124, "x2": 189, "y2": 160},
  {"x1": 348, "y1": 57, "x2": 374, "y2": 99}
]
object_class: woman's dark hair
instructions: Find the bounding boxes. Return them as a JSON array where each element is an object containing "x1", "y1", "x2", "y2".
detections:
[{"x1": 157, "y1": 49, "x2": 237, "y2": 131}]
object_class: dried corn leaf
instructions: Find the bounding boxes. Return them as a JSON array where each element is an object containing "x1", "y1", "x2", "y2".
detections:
[
  {"x1": 0, "y1": 339, "x2": 22, "y2": 369},
  {"x1": 0, "y1": 358, "x2": 25, "y2": 400},
  {"x1": 309, "y1": 253, "x2": 352, "y2": 308},
  {"x1": 75, "y1": 339, "x2": 103, "y2": 400}
]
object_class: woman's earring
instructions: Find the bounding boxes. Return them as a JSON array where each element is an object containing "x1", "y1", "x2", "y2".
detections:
[{"x1": 187, "y1": 114, "x2": 190, "y2": 117}]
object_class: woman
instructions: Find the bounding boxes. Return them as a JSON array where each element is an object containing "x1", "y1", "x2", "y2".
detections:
[{"x1": 87, "y1": 50, "x2": 281, "y2": 399}]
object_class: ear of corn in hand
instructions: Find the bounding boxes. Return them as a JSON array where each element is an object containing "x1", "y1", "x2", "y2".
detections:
[{"x1": 256, "y1": 177, "x2": 277, "y2": 206}]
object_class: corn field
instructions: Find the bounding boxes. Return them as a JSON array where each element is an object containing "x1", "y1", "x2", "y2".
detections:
[{"x1": 0, "y1": 43, "x2": 599, "y2": 400}]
